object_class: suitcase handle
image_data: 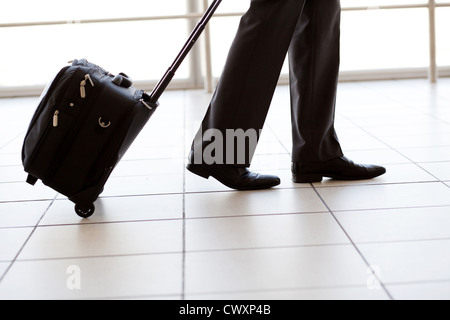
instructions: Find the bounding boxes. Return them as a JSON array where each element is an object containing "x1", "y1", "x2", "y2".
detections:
[{"x1": 148, "y1": 0, "x2": 222, "y2": 104}]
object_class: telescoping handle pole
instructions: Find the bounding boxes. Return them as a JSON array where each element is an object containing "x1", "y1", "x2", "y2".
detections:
[{"x1": 149, "y1": 0, "x2": 223, "y2": 104}]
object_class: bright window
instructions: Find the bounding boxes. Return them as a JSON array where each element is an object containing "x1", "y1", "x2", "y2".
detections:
[
  {"x1": 0, "y1": 0, "x2": 449, "y2": 96},
  {"x1": 340, "y1": 8, "x2": 430, "y2": 71},
  {"x1": 0, "y1": 0, "x2": 191, "y2": 90},
  {"x1": 436, "y1": 7, "x2": 450, "y2": 67}
]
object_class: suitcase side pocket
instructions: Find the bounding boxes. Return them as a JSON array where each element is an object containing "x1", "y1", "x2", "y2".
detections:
[{"x1": 22, "y1": 66, "x2": 82, "y2": 174}]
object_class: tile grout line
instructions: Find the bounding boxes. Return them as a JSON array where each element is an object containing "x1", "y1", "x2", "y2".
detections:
[
  {"x1": 266, "y1": 123, "x2": 292, "y2": 158},
  {"x1": 338, "y1": 110, "x2": 450, "y2": 191},
  {"x1": 1, "y1": 84, "x2": 448, "y2": 298},
  {"x1": 0, "y1": 193, "x2": 58, "y2": 284},
  {"x1": 338, "y1": 83, "x2": 450, "y2": 181},
  {"x1": 357, "y1": 80, "x2": 450, "y2": 126},
  {"x1": 0, "y1": 131, "x2": 26, "y2": 154},
  {"x1": 310, "y1": 184, "x2": 395, "y2": 300}
]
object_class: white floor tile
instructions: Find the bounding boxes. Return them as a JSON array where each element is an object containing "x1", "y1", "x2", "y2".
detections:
[
  {"x1": 101, "y1": 174, "x2": 184, "y2": 197},
  {"x1": 316, "y1": 182, "x2": 450, "y2": 212},
  {"x1": 0, "y1": 228, "x2": 33, "y2": 261},
  {"x1": 0, "y1": 263, "x2": 9, "y2": 279},
  {"x1": 250, "y1": 153, "x2": 292, "y2": 170},
  {"x1": 388, "y1": 281, "x2": 450, "y2": 300},
  {"x1": 185, "y1": 188, "x2": 327, "y2": 219},
  {"x1": 111, "y1": 158, "x2": 184, "y2": 177},
  {"x1": 185, "y1": 245, "x2": 370, "y2": 294},
  {"x1": 335, "y1": 206, "x2": 450, "y2": 243},
  {"x1": 0, "y1": 153, "x2": 22, "y2": 166},
  {"x1": 0, "y1": 181, "x2": 57, "y2": 202},
  {"x1": 185, "y1": 213, "x2": 349, "y2": 251},
  {"x1": 0, "y1": 165, "x2": 27, "y2": 183},
  {"x1": 255, "y1": 135, "x2": 290, "y2": 156},
  {"x1": 0, "y1": 137, "x2": 25, "y2": 155},
  {"x1": 122, "y1": 146, "x2": 185, "y2": 161},
  {"x1": 381, "y1": 134, "x2": 450, "y2": 149},
  {"x1": 0, "y1": 254, "x2": 182, "y2": 300},
  {"x1": 363, "y1": 123, "x2": 450, "y2": 139},
  {"x1": 397, "y1": 146, "x2": 450, "y2": 163},
  {"x1": 18, "y1": 220, "x2": 183, "y2": 260},
  {"x1": 348, "y1": 114, "x2": 441, "y2": 129},
  {"x1": 419, "y1": 162, "x2": 450, "y2": 181},
  {"x1": 339, "y1": 136, "x2": 388, "y2": 151},
  {"x1": 345, "y1": 149, "x2": 411, "y2": 165},
  {"x1": 358, "y1": 239, "x2": 450, "y2": 284},
  {"x1": 0, "y1": 201, "x2": 50, "y2": 228}
]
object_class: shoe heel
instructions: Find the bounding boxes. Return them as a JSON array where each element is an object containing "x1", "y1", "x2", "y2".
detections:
[
  {"x1": 293, "y1": 173, "x2": 323, "y2": 183},
  {"x1": 186, "y1": 163, "x2": 210, "y2": 179}
]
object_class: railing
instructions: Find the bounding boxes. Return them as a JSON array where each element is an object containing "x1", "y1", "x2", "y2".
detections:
[{"x1": 0, "y1": 0, "x2": 449, "y2": 97}]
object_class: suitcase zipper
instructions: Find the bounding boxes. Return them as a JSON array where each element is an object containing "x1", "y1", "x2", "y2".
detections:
[
  {"x1": 53, "y1": 110, "x2": 59, "y2": 127},
  {"x1": 80, "y1": 74, "x2": 95, "y2": 98}
]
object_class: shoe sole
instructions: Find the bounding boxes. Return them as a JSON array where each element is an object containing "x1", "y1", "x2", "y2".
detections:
[
  {"x1": 293, "y1": 171, "x2": 386, "y2": 183},
  {"x1": 292, "y1": 173, "x2": 323, "y2": 183}
]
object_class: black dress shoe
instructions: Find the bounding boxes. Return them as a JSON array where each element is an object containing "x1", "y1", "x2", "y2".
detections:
[
  {"x1": 186, "y1": 157, "x2": 280, "y2": 191},
  {"x1": 292, "y1": 156, "x2": 386, "y2": 183}
]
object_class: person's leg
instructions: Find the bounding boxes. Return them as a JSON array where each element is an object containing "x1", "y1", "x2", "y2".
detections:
[
  {"x1": 191, "y1": 0, "x2": 306, "y2": 167},
  {"x1": 289, "y1": 0, "x2": 386, "y2": 183},
  {"x1": 289, "y1": 0, "x2": 343, "y2": 164},
  {"x1": 187, "y1": 0, "x2": 307, "y2": 190}
]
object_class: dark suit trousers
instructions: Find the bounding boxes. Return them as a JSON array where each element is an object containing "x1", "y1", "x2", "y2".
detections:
[{"x1": 192, "y1": 0, "x2": 344, "y2": 166}]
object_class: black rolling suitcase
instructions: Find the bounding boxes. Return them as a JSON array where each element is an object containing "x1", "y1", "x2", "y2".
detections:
[{"x1": 22, "y1": 0, "x2": 222, "y2": 218}]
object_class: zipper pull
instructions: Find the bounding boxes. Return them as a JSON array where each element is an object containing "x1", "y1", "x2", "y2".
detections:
[
  {"x1": 80, "y1": 79, "x2": 87, "y2": 98},
  {"x1": 80, "y1": 74, "x2": 94, "y2": 98},
  {"x1": 85, "y1": 74, "x2": 95, "y2": 87},
  {"x1": 53, "y1": 110, "x2": 59, "y2": 127},
  {"x1": 80, "y1": 84, "x2": 86, "y2": 98}
]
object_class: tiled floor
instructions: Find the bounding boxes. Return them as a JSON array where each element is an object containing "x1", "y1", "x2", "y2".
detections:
[{"x1": 1, "y1": 78, "x2": 450, "y2": 300}]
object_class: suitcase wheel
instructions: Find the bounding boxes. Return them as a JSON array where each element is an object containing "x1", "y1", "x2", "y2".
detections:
[{"x1": 75, "y1": 203, "x2": 95, "y2": 218}]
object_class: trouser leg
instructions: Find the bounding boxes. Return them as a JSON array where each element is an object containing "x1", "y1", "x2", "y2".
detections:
[
  {"x1": 191, "y1": 0, "x2": 306, "y2": 167},
  {"x1": 289, "y1": 0, "x2": 344, "y2": 163}
]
